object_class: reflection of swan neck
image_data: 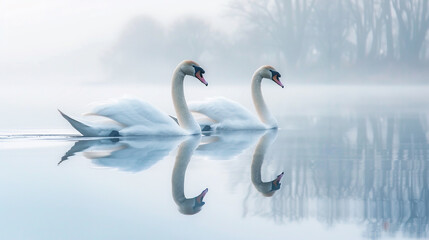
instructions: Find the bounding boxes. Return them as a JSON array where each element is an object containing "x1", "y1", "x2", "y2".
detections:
[
  {"x1": 172, "y1": 137, "x2": 206, "y2": 215},
  {"x1": 172, "y1": 67, "x2": 201, "y2": 134},
  {"x1": 251, "y1": 73, "x2": 277, "y2": 128},
  {"x1": 172, "y1": 138, "x2": 196, "y2": 204},
  {"x1": 251, "y1": 130, "x2": 280, "y2": 196}
]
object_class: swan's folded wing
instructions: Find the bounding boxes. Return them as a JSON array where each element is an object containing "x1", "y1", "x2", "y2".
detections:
[
  {"x1": 189, "y1": 97, "x2": 267, "y2": 130},
  {"x1": 188, "y1": 97, "x2": 256, "y2": 122},
  {"x1": 89, "y1": 97, "x2": 176, "y2": 127}
]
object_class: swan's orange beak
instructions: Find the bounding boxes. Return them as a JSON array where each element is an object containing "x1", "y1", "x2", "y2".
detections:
[
  {"x1": 195, "y1": 71, "x2": 208, "y2": 86},
  {"x1": 273, "y1": 75, "x2": 284, "y2": 88},
  {"x1": 273, "y1": 172, "x2": 284, "y2": 186},
  {"x1": 196, "y1": 188, "x2": 208, "y2": 204},
  {"x1": 271, "y1": 172, "x2": 284, "y2": 191}
]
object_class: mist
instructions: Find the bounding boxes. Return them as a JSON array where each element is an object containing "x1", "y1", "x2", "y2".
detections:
[
  {"x1": 2, "y1": 0, "x2": 428, "y2": 85},
  {"x1": 2, "y1": 1, "x2": 429, "y2": 239}
]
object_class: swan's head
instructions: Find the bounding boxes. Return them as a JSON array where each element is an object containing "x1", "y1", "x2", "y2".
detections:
[
  {"x1": 178, "y1": 188, "x2": 208, "y2": 215},
  {"x1": 179, "y1": 60, "x2": 208, "y2": 86},
  {"x1": 258, "y1": 66, "x2": 284, "y2": 88},
  {"x1": 261, "y1": 172, "x2": 284, "y2": 197},
  {"x1": 271, "y1": 172, "x2": 284, "y2": 191}
]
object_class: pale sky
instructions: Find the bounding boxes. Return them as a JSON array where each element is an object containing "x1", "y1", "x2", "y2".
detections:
[{"x1": 0, "y1": 0, "x2": 232, "y2": 82}]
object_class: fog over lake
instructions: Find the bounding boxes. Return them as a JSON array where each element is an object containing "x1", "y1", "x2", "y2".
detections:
[{"x1": 1, "y1": 0, "x2": 429, "y2": 239}]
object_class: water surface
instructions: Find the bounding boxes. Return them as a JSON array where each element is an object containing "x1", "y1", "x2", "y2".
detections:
[{"x1": 1, "y1": 85, "x2": 428, "y2": 239}]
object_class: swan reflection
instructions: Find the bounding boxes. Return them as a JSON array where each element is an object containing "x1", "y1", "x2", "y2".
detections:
[
  {"x1": 172, "y1": 136, "x2": 208, "y2": 215},
  {"x1": 251, "y1": 130, "x2": 284, "y2": 197},
  {"x1": 59, "y1": 136, "x2": 183, "y2": 172},
  {"x1": 196, "y1": 130, "x2": 264, "y2": 160}
]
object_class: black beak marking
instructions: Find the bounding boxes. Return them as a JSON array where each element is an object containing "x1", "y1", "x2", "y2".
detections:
[
  {"x1": 269, "y1": 69, "x2": 280, "y2": 80},
  {"x1": 193, "y1": 65, "x2": 205, "y2": 76}
]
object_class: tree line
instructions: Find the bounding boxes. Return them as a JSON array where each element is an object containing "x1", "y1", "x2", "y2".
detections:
[
  {"x1": 104, "y1": 0, "x2": 429, "y2": 83},
  {"x1": 233, "y1": 0, "x2": 429, "y2": 68}
]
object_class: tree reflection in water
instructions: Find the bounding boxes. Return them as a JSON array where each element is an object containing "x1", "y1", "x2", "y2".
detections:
[{"x1": 242, "y1": 112, "x2": 429, "y2": 239}]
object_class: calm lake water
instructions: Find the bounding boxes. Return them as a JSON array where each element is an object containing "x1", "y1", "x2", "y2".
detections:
[{"x1": 1, "y1": 85, "x2": 428, "y2": 239}]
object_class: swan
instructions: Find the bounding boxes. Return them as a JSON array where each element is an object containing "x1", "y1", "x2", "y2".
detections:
[
  {"x1": 251, "y1": 130, "x2": 284, "y2": 197},
  {"x1": 188, "y1": 65, "x2": 283, "y2": 131},
  {"x1": 58, "y1": 136, "x2": 184, "y2": 172},
  {"x1": 59, "y1": 60, "x2": 207, "y2": 136},
  {"x1": 172, "y1": 136, "x2": 208, "y2": 215},
  {"x1": 195, "y1": 130, "x2": 265, "y2": 160}
]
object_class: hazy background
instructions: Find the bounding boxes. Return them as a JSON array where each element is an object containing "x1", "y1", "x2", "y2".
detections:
[
  {"x1": 1, "y1": 2, "x2": 429, "y2": 239},
  {"x1": 2, "y1": 0, "x2": 428, "y2": 85},
  {"x1": 1, "y1": 0, "x2": 429, "y2": 130}
]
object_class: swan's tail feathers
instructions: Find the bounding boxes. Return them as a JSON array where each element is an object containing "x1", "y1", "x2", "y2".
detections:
[
  {"x1": 58, "y1": 140, "x2": 94, "y2": 165},
  {"x1": 58, "y1": 109, "x2": 95, "y2": 136},
  {"x1": 169, "y1": 115, "x2": 179, "y2": 125}
]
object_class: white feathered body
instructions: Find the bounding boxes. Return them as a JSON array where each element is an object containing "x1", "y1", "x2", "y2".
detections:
[
  {"x1": 189, "y1": 97, "x2": 267, "y2": 130},
  {"x1": 91, "y1": 97, "x2": 187, "y2": 136},
  {"x1": 188, "y1": 66, "x2": 282, "y2": 131},
  {"x1": 61, "y1": 96, "x2": 187, "y2": 136}
]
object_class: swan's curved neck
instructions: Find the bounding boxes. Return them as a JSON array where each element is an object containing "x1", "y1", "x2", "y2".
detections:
[
  {"x1": 172, "y1": 138, "x2": 195, "y2": 204},
  {"x1": 172, "y1": 68, "x2": 201, "y2": 134},
  {"x1": 251, "y1": 130, "x2": 278, "y2": 194},
  {"x1": 172, "y1": 136, "x2": 201, "y2": 214},
  {"x1": 251, "y1": 74, "x2": 278, "y2": 128}
]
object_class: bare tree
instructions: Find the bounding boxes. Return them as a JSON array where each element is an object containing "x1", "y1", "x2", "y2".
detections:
[
  {"x1": 311, "y1": 0, "x2": 350, "y2": 67},
  {"x1": 382, "y1": 0, "x2": 395, "y2": 60},
  {"x1": 391, "y1": 0, "x2": 429, "y2": 62},
  {"x1": 347, "y1": 0, "x2": 384, "y2": 63},
  {"x1": 231, "y1": 0, "x2": 316, "y2": 67}
]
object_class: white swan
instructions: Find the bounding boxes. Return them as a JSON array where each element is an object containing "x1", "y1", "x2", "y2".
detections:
[
  {"x1": 59, "y1": 60, "x2": 207, "y2": 136},
  {"x1": 188, "y1": 65, "x2": 283, "y2": 131}
]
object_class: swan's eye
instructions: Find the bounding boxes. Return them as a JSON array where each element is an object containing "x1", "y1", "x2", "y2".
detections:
[
  {"x1": 269, "y1": 70, "x2": 280, "y2": 80},
  {"x1": 193, "y1": 65, "x2": 205, "y2": 75}
]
